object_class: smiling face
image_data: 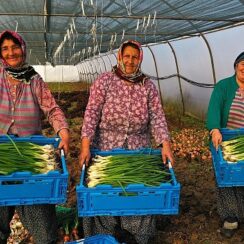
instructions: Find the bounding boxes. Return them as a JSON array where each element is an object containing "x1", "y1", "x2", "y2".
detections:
[
  {"x1": 122, "y1": 45, "x2": 140, "y2": 74},
  {"x1": 235, "y1": 61, "x2": 244, "y2": 87},
  {"x1": 1, "y1": 39, "x2": 23, "y2": 68}
]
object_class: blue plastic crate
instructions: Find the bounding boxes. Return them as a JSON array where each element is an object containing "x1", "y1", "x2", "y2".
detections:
[
  {"x1": 211, "y1": 128, "x2": 244, "y2": 187},
  {"x1": 65, "y1": 234, "x2": 119, "y2": 244},
  {"x1": 76, "y1": 148, "x2": 180, "y2": 216},
  {"x1": 0, "y1": 135, "x2": 68, "y2": 206}
]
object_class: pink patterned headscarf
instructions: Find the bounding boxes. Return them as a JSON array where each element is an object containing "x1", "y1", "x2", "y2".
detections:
[
  {"x1": 0, "y1": 30, "x2": 37, "y2": 83},
  {"x1": 117, "y1": 40, "x2": 143, "y2": 74},
  {"x1": 0, "y1": 30, "x2": 26, "y2": 67},
  {"x1": 113, "y1": 40, "x2": 147, "y2": 84}
]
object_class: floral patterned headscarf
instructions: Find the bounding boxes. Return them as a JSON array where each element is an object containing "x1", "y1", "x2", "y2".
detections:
[
  {"x1": 113, "y1": 40, "x2": 147, "y2": 84},
  {"x1": 0, "y1": 30, "x2": 37, "y2": 83}
]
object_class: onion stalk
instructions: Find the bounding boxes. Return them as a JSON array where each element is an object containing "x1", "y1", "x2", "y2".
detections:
[
  {"x1": 222, "y1": 135, "x2": 244, "y2": 162},
  {"x1": 86, "y1": 154, "x2": 172, "y2": 187},
  {"x1": 0, "y1": 141, "x2": 58, "y2": 175}
]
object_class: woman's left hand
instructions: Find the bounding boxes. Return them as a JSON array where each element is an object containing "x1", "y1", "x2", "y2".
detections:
[
  {"x1": 161, "y1": 140, "x2": 175, "y2": 166},
  {"x1": 58, "y1": 128, "x2": 70, "y2": 155}
]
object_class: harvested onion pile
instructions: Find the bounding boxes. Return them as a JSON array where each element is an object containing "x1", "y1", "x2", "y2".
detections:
[{"x1": 171, "y1": 128, "x2": 211, "y2": 161}]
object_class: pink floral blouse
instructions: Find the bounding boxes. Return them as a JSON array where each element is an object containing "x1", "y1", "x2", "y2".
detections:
[{"x1": 81, "y1": 72, "x2": 170, "y2": 150}]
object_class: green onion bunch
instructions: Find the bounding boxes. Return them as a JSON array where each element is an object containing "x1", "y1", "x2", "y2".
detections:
[
  {"x1": 86, "y1": 154, "x2": 172, "y2": 188},
  {"x1": 222, "y1": 135, "x2": 244, "y2": 162},
  {"x1": 0, "y1": 140, "x2": 58, "y2": 175}
]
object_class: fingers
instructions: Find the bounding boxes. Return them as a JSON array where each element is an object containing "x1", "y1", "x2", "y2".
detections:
[
  {"x1": 162, "y1": 153, "x2": 175, "y2": 166},
  {"x1": 79, "y1": 152, "x2": 91, "y2": 168},
  {"x1": 58, "y1": 141, "x2": 69, "y2": 155},
  {"x1": 211, "y1": 129, "x2": 222, "y2": 150},
  {"x1": 162, "y1": 154, "x2": 167, "y2": 165},
  {"x1": 161, "y1": 141, "x2": 175, "y2": 166}
]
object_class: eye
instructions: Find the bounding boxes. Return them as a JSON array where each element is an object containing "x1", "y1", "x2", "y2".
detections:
[
  {"x1": 12, "y1": 45, "x2": 21, "y2": 50},
  {"x1": 1, "y1": 47, "x2": 8, "y2": 52},
  {"x1": 123, "y1": 54, "x2": 130, "y2": 58}
]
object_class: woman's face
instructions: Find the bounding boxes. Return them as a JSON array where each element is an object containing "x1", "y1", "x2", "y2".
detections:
[
  {"x1": 236, "y1": 61, "x2": 244, "y2": 85},
  {"x1": 1, "y1": 39, "x2": 23, "y2": 68},
  {"x1": 122, "y1": 46, "x2": 140, "y2": 74}
]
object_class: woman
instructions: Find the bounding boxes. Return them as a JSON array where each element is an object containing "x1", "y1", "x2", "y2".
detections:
[
  {"x1": 79, "y1": 40, "x2": 174, "y2": 244},
  {"x1": 0, "y1": 30, "x2": 70, "y2": 244},
  {"x1": 207, "y1": 51, "x2": 244, "y2": 238}
]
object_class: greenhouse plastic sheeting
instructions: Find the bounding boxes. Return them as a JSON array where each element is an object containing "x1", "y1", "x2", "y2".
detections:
[{"x1": 0, "y1": 0, "x2": 243, "y2": 65}]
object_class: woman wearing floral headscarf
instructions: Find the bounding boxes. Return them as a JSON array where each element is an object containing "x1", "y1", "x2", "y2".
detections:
[
  {"x1": 0, "y1": 30, "x2": 70, "y2": 244},
  {"x1": 79, "y1": 40, "x2": 174, "y2": 243}
]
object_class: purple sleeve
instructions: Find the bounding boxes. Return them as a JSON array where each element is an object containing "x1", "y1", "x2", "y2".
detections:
[
  {"x1": 81, "y1": 73, "x2": 109, "y2": 141},
  {"x1": 147, "y1": 80, "x2": 170, "y2": 145}
]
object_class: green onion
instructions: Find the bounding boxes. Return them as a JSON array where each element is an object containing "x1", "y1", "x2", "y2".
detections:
[
  {"x1": 0, "y1": 141, "x2": 58, "y2": 175},
  {"x1": 86, "y1": 154, "x2": 172, "y2": 187},
  {"x1": 222, "y1": 135, "x2": 244, "y2": 162}
]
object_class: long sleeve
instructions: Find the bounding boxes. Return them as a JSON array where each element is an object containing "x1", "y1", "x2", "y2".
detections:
[
  {"x1": 33, "y1": 74, "x2": 69, "y2": 133},
  {"x1": 81, "y1": 73, "x2": 109, "y2": 142},
  {"x1": 206, "y1": 84, "x2": 224, "y2": 130},
  {"x1": 206, "y1": 75, "x2": 238, "y2": 130},
  {"x1": 147, "y1": 81, "x2": 170, "y2": 145}
]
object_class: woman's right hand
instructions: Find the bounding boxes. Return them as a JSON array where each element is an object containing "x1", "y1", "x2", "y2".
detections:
[
  {"x1": 211, "y1": 129, "x2": 222, "y2": 150},
  {"x1": 79, "y1": 137, "x2": 91, "y2": 168}
]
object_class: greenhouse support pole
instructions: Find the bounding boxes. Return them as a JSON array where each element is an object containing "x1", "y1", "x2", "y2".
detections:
[
  {"x1": 146, "y1": 45, "x2": 163, "y2": 106},
  {"x1": 88, "y1": 61, "x2": 95, "y2": 81},
  {"x1": 81, "y1": 65, "x2": 86, "y2": 83},
  {"x1": 83, "y1": 62, "x2": 90, "y2": 91},
  {"x1": 80, "y1": 62, "x2": 85, "y2": 83},
  {"x1": 88, "y1": 61, "x2": 94, "y2": 84},
  {"x1": 95, "y1": 57, "x2": 103, "y2": 74},
  {"x1": 93, "y1": 58, "x2": 100, "y2": 78},
  {"x1": 106, "y1": 55, "x2": 113, "y2": 70},
  {"x1": 75, "y1": 65, "x2": 82, "y2": 81},
  {"x1": 167, "y1": 41, "x2": 185, "y2": 115},
  {"x1": 79, "y1": 64, "x2": 85, "y2": 81},
  {"x1": 200, "y1": 34, "x2": 216, "y2": 84},
  {"x1": 159, "y1": 0, "x2": 217, "y2": 85},
  {"x1": 100, "y1": 56, "x2": 108, "y2": 72}
]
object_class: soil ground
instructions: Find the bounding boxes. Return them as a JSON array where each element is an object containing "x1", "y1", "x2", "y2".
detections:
[{"x1": 11, "y1": 86, "x2": 243, "y2": 244}]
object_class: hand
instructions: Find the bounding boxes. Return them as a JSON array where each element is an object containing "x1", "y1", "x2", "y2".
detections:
[
  {"x1": 58, "y1": 128, "x2": 70, "y2": 155},
  {"x1": 162, "y1": 140, "x2": 175, "y2": 166},
  {"x1": 211, "y1": 129, "x2": 222, "y2": 150},
  {"x1": 79, "y1": 137, "x2": 91, "y2": 168}
]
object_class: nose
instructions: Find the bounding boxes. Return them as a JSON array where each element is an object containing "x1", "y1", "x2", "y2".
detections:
[
  {"x1": 128, "y1": 56, "x2": 134, "y2": 64},
  {"x1": 8, "y1": 50, "x2": 14, "y2": 56}
]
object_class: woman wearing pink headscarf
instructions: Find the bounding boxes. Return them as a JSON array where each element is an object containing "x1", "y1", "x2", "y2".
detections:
[
  {"x1": 79, "y1": 40, "x2": 174, "y2": 244},
  {"x1": 0, "y1": 30, "x2": 70, "y2": 244}
]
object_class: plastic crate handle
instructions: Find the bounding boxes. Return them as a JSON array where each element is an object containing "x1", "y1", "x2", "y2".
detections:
[
  {"x1": 80, "y1": 164, "x2": 86, "y2": 183},
  {"x1": 60, "y1": 149, "x2": 68, "y2": 174},
  {"x1": 167, "y1": 161, "x2": 177, "y2": 186}
]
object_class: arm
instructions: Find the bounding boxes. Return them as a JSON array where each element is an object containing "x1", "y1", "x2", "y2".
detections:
[
  {"x1": 206, "y1": 83, "x2": 224, "y2": 131},
  {"x1": 162, "y1": 140, "x2": 174, "y2": 165},
  {"x1": 79, "y1": 137, "x2": 91, "y2": 167},
  {"x1": 79, "y1": 73, "x2": 109, "y2": 167},
  {"x1": 210, "y1": 128, "x2": 222, "y2": 150},
  {"x1": 147, "y1": 81, "x2": 174, "y2": 165},
  {"x1": 33, "y1": 75, "x2": 70, "y2": 154},
  {"x1": 207, "y1": 83, "x2": 224, "y2": 150},
  {"x1": 58, "y1": 128, "x2": 70, "y2": 155}
]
